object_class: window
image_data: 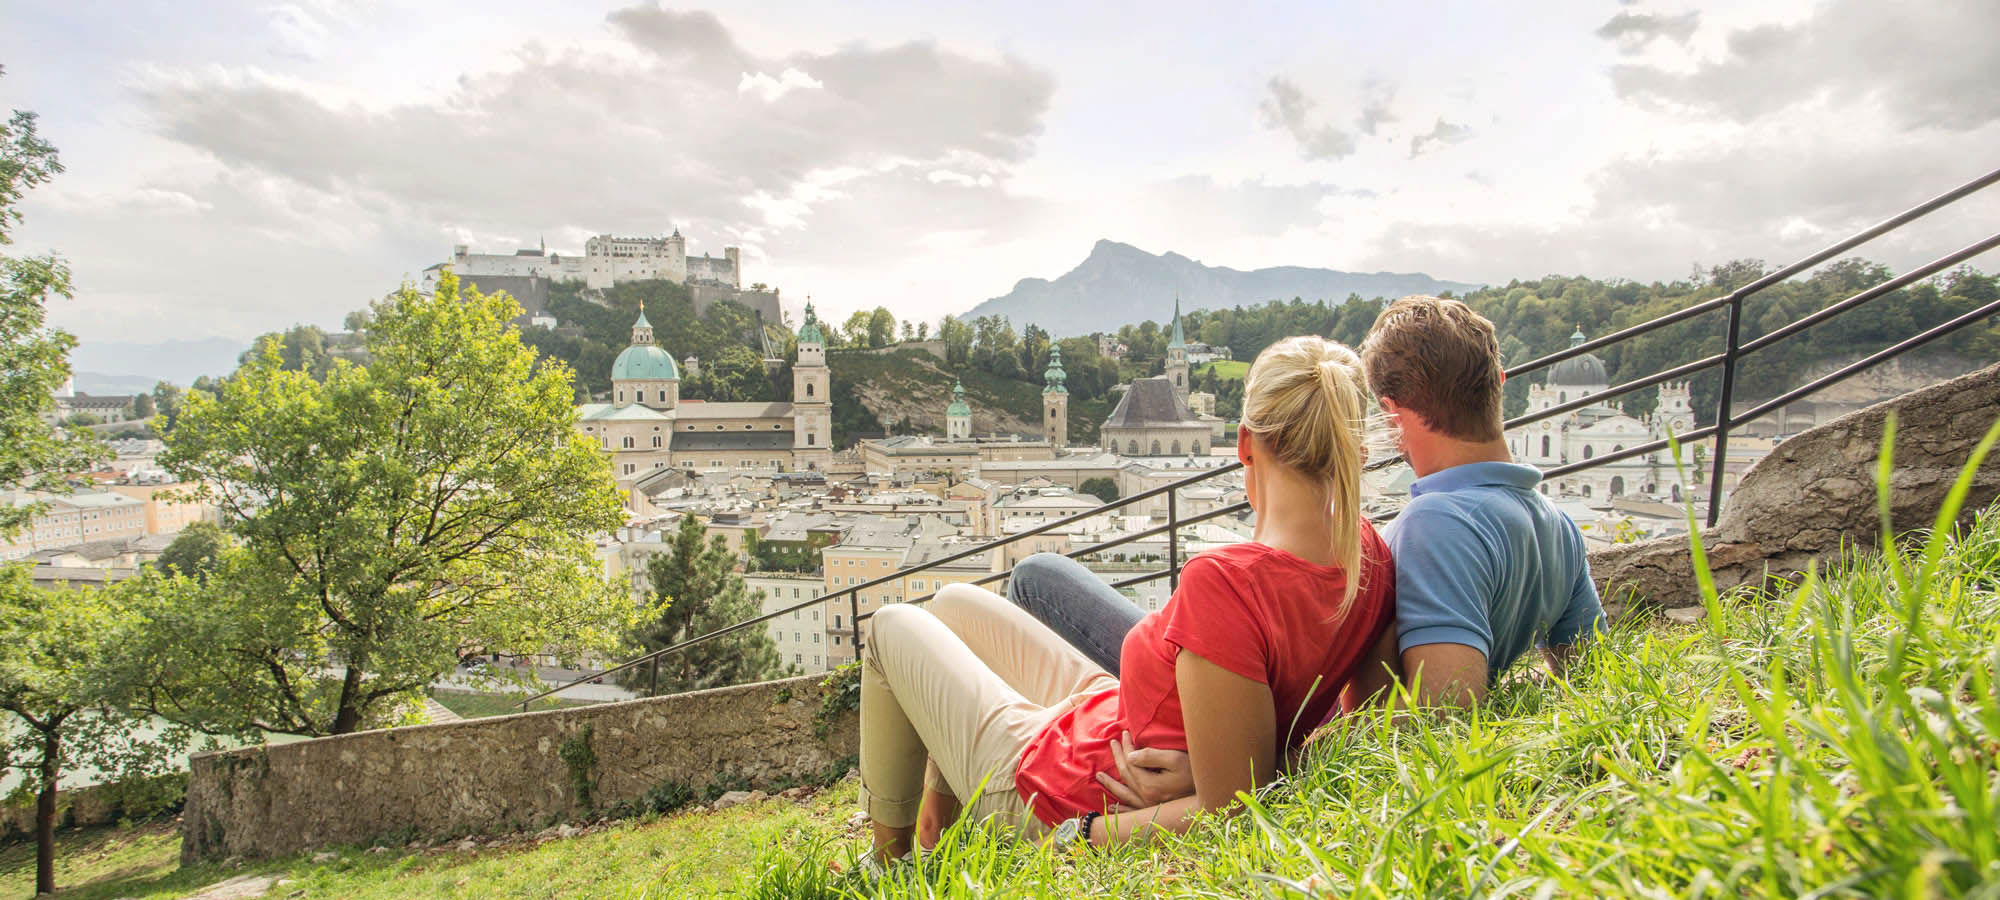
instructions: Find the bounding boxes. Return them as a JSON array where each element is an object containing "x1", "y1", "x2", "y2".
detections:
[
  {"x1": 807, "y1": 433, "x2": 816, "y2": 446},
  {"x1": 794, "y1": 653, "x2": 802, "y2": 665},
  {"x1": 806, "y1": 383, "x2": 814, "y2": 397},
  {"x1": 623, "y1": 464, "x2": 635, "y2": 475},
  {"x1": 652, "y1": 436, "x2": 662, "y2": 448},
  {"x1": 910, "y1": 579, "x2": 924, "y2": 591},
  {"x1": 1150, "y1": 440, "x2": 1162, "y2": 455},
  {"x1": 834, "y1": 615, "x2": 842, "y2": 628},
  {"x1": 812, "y1": 632, "x2": 820, "y2": 644},
  {"x1": 622, "y1": 436, "x2": 634, "y2": 449},
  {"x1": 658, "y1": 390, "x2": 668, "y2": 402},
  {"x1": 1541, "y1": 435, "x2": 1551, "y2": 457},
  {"x1": 617, "y1": 390, "x2": 624, "y2": 402},
  {"x1": 1128, "y1": 440, "x2": 1139, "y2": 454},
  {"x1": 1559, "y1": 391, "x2": 1567, "y2": 403},
  {"x1": 1170, "y1": 440, "x2": 1181, "y2": 455},
  {"x1": 1583, "y1": 445, "x2": 1595, "y2": 460}
]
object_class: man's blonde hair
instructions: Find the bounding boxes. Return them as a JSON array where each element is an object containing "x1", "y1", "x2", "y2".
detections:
[
  {"x1": 1241, "y1": 335, "x2": 1371, "y2": 611},
  {"x1": 1359, "y1": 295, "x2": 1505, "y2": 442}
]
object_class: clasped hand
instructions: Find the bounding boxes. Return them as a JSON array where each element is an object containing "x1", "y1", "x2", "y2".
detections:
[{"x1": 1092, "y1": 729, "x2": 1193, "y2": 809}]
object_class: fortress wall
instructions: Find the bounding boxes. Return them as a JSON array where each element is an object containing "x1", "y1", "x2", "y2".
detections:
[
  {"x1": 179, "y1": 673, "x2": 858, "y2": 863},
  {"x1": 1592, "y1": 360, "x2": 2000, "y2": 615}
]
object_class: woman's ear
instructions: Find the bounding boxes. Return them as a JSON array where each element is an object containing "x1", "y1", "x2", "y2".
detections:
[{"x1": 1236, "y1": 426, "x2": 1253, "y2": 466}]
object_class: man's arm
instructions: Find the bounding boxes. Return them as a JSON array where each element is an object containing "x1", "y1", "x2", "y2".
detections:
[
  {"x1": 1540, "y1": 544, "x2": 1603, "y2": 680},
  {"x1": 1402, "y1": 642, "x2": 1488, "y2": 707}
]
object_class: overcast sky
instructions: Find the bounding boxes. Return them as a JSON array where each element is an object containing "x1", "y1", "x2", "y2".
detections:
[{"x1": 5, "y1": 0, "x2": 1997, "y2": 345}]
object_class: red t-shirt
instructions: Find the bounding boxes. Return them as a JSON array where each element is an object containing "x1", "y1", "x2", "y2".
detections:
[{"x1": 1012, "y1": 529, "x2": 1394, "y2": 825}]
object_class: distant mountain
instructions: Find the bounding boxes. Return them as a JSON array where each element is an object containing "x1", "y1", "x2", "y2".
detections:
[
  {"x1": 963, "y1": 240, "x2": 1481, "y2": 336},
  {"x1": 71, "y1": 373, "x2": 163, "y2": 396},
  {"x1": 68, "y1": 337, "x2": 247, "y2": 389}
]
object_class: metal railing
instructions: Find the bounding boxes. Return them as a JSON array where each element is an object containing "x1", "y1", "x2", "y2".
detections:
[{"x1": 522, "y1": 164, "x2": 2000, "y2": 709}]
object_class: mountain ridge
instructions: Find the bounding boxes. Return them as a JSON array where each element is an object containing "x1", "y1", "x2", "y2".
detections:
[{"x1": 963, "y1": 240, "x2": 1481, "y2": 336}]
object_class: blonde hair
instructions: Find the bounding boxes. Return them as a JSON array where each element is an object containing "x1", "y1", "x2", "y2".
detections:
[{"x1": 1240, "y1": 336, "x2": 1372, "y2": 611}]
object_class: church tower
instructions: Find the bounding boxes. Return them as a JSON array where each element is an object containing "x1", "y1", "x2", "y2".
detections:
[
  {"x1": 791, "y1": 303, "x2": 832, "y2": 470},
  {"x1": 945, "y1": 380, "x2": 973, "y2": 441},
  {"x1": 1165, "y1": 295, "x2": 1189, "y2": 403},
  {"x1": 1042, "y1": 344, "x2": 1068, "y2": 450}
]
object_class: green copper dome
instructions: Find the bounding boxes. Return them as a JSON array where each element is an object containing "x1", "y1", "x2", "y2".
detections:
[
  {"x1": 946, "y1": 380, "x2": 971, "y2": 417},
  {"x1": 1042, "y1": 344, "x2": 1068, "y2": 395},
  {"x1": 612, "y1": 344, "x2": 680, "y2": 382},
  {"x1": 612, "y1": 311, "x2": 679, "y2": 381},
  {"x1": 797, "y1": 302, "x2": 826, "y2": 346}
]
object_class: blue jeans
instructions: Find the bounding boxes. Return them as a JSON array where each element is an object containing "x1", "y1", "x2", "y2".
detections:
[{"x1": 1006, "y1": 553, "x2": 1146, "y2": 677}]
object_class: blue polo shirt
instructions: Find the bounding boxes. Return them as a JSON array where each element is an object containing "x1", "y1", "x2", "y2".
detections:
[{"x1": 1385, "y1": 461, "x2": 1600, "y2": 684}]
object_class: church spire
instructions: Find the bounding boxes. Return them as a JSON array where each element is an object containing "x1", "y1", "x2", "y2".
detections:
[
  {"x1": 1043, "y1": 343, "x2": 1068, "y2": 395},
  {"x1": 632, "y1": 310, "x2": 654, "y2": 345},
  {"x1": 1168, "y1": 295, "x2": 1187, "y2": 349}
]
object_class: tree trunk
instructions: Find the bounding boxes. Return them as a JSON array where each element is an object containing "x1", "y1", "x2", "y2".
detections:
[
  {"x1": 35, "y1": 727, "x2": 59, "y2": 896},
  {"x1": 330, "y1": 663, "x2": 366, "y2": 734}
]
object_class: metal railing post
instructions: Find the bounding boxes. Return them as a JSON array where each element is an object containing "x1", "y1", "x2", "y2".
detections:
[
  {"x1": 1705, "y1": 297, "x2": 1743, "y2": 528},
  {"x1": 848, "y1": 589, "x2": 862, "y2": 661},
  {"x1": 648, "y1": 655, "x2": 659, "y2": 698},
  {"x1": 1167, "y1": 489, "x2": 1180, "y2": 592}
]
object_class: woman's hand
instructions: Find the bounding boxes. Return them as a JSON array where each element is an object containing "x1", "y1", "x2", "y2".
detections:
[{"x1": 1093, "y1": 730, "x2": 1194, "y2": 807}]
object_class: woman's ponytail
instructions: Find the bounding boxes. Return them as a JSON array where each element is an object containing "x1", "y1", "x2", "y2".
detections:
[{"x1": 1241, "y1": 336, "x2": 1371, "y2": 612}]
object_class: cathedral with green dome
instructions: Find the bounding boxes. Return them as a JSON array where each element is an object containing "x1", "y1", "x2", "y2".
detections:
[{"x1": 575, "y1": 304, "x2": 833, "y2": 486}]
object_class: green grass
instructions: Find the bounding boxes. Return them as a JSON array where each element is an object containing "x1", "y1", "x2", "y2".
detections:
[
  {"x1": 1, "y1": 783, "x2": 863, "y2": 900},
  {"x1": 1196, "y1": 359, "x2": 1249, "y2": 381},
  {"x1": 429, "y1": 689, "x2": 594, "y2": 720}
]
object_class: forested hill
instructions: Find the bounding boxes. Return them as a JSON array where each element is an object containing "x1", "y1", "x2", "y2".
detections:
[
  {"x1": 962, "y1": 239, "x2": 1481, "y2": 337},
  {"x1": 520, "y1": 280, "x2": 791, "y2": 403},
  {"x1": 1156, "y1": 258, "x2": 1998, "y2": 423}
]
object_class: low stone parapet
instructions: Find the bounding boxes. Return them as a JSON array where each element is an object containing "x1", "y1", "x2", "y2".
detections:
[{"x1": 180, "y1": 673, "x2": 857, "y2": 863}]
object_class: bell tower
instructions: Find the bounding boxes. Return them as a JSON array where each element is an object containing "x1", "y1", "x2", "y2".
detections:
[
  {"x1": 791, "y1": 302, "x2": 832, "y2": 469},
  {"x1": 1042, "y1": 344, "x2": 1068, "y2": 450},
  {"x1": 1165, "y1": 295, "x2": 1189, "y2": 403}
]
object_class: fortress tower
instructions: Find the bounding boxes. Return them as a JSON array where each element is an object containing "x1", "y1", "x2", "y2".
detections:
[
  {"x1": 1042, "y1": 344, "x2": 1069, "y2": 450},
  {"x1": 790, "y1": 303, "x2": 832, "y2": 470},
  {"x1": 1165, "y1": 296, "x2": 1190, "y2": 403}
]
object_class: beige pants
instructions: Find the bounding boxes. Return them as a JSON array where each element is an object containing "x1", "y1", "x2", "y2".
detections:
[{"x1": 859, "y1": 582, "x2": 1118, "y2": 835}]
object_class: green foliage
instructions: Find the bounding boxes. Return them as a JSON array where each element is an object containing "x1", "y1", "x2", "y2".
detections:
[
  {"x1": 239, "y1": 325, "x2": 335, "y2": 381},
  {"x1": 621, "y1": 514, "x2": 784, "y2": 696},
  {"x1": 153, "y1": 520, "x2": 227, "y2": 580},
  {"x1": 813, "y1": 662, "x2": 861, "y2": 742},
  {"x1": 130, "y1": 272, "x2": 634, "y2": 736},
  {"x1": 1077, "y1": 477, "x2": 1119, "y2": 504},
  {"x1": 517, "y1": 278, "x2": 781, "y2": 401},
  {"x1": 0, "y1": 577, "x2": 189, "y2": 895},
  {"x1": 556, "y1": 725, "x2": 596, "y2": 810}
]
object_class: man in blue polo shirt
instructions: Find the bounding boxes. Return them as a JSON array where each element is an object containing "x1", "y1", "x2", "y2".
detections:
[{"x1": 1361, "y1": 295, "x2": 1600, "y2": 704}]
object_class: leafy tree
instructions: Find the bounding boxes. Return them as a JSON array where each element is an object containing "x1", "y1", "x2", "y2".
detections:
[
  {"x1": 240, "y1": 324, "x2": 334, "y2": 380},
  {"x1": 1079, "y1": 477, "x2": 1120, "y2": 504},
  {"x1": 939, "y1": 315, "x2": 973, "y2": 366},
  {"x1": 133, "y1": 273, "x2": 634, "y2": 735},
  {"x1": 917, "y1": 321, "x2": 929, "y2": 341},
  {"x1": 1, "y1": 576, "x2": 187, "y2": 895},
  {"x1": 150, "y1": 381, "x2": 185, "y2": 433},
  {"x1": 901, "y1": 321, "x2": 915, "y2": 342},
  {"x1": 868, "y1": 307, "x2": 896, "y2": 348},
  {"x1": 62, "y1": 411, "x2": 100, "y2": 427},
  {"x1": 686, "y1": 344, "x2": 774, "y2": 403},
  {"x1": 0, "y1": 112, "x2": 99, "y2": 535},
  {"x1": 155, "y1": 520, "x2": 228, "y2": 580},
  {"x1": 620, "y1": 514, "x2": 782, "y2": 695},
  {"x1": 129, "y1": 392, "x2": 155, "y2": 420}
]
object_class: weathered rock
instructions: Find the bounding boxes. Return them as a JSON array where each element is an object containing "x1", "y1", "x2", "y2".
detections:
[
  {"x1": 180, "y1": 674, "x2": 858, "y2": 864},
  {"x1": 455, "y1": 838, "x2": 479, "y2": 852},
  {"x1": 711, "y1": 790, "x2": 756, "y2": 811},
  {"x1": 185, "y1": 874, "x2": 277, "y2": 899},
  {"x1": 310, "y1": 851, "x2": 336, "y2": 863},
  {"x1": 1593, "y1": 362, "x2": 2000, "y2": 613},
  {"x1": 1663, "y1": 606, "x2": 1706, "y2": 625}
]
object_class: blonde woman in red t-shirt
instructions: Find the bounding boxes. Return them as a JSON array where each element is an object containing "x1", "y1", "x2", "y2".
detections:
[{"x1": 858, "y1": 335, "x2": 1395, "y2": 860}]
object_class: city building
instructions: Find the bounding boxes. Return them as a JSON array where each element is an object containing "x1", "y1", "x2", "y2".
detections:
[
  {"x1": 576, "y1": 304, "x2": 834, "y2": 488},
  {"x1": 745, "y1": 572, "x2": 834, "y2": 674},
  {"x1": 1, "y1": 490, "x2": 147, "y2": 560},
  {"x1": 1509, "y1": 327, "x2": 1717, "y2": 502}
]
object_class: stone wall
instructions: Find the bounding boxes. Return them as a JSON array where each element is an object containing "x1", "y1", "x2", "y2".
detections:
[
  {"x1": 180, "y1": 673, "x2": 857, "y2": 863},
  {"x1": 1592, "y1": 360, "x2": 2000, "y2": 614}
]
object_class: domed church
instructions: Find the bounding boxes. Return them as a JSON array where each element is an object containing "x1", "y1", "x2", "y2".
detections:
[
  {"x1": 576, "y1": 305, "x2": 834, "y2": 486},
  {"x1": 1511, "y1": 327, "x2": 1697, "y2": 502}
]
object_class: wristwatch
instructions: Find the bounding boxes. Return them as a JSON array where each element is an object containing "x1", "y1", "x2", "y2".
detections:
[{"x1": 1053, "y1": 811, "x2": 1102, "y2": 850}]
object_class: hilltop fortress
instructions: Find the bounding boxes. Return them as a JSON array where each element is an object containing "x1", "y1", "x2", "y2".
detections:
[
  {"x1": 425, "y1": 230, "x2": 741, "y2": 291},
  {"x1": 420, "y1": 231, "x2": 781, "y2": 325}
]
